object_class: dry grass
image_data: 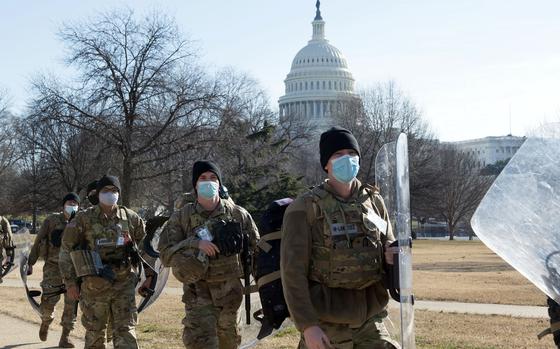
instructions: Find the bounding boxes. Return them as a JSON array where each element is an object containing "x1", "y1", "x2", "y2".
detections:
[
  {"x1": 412, "y1": 240, "x2": 546, "y2": 306},
  {"x1": 414, "y1": 310, "x2": 555, "y2": 349},
  {"x1": 0, "y1": 240, "x2": 553, "y2": 348}
]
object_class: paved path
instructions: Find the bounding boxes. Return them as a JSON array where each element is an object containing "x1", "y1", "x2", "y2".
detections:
[
  {"x1": 1, "y1": 278, "x2": 549, "y2": 319},
  {"x1": 400, "y1": 300, "x2": 548, "y2": 318},
  {"x1": 0, "y1": 313, "x2": 84, "y2": 349}
]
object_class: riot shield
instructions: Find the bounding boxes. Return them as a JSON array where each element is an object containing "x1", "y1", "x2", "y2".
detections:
[
  {"x1": 375, "y1": 133, "x2": 416, "y2": 349},
  {"x1": 238, "y1": 286, "x2": 263, "y2": 349},
  {"x1": 136, "y1": 216, "x2": 170, "y2": 313},
  {"x1": 471, "y1": 125, "x2": 560, "y2": 303},
  {"x1": 2, "y1": 227, "x2": 33, "y2": 278},
  {"x1": 19, "y1": 252, "x2": 41, "y2": 315}
]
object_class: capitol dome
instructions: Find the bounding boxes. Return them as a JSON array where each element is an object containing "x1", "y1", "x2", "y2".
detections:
[{"x1": 279, "y1": 1, "x2": 359, "y2": 124}]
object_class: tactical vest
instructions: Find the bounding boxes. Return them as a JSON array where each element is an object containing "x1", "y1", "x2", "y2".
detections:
[
  {"x1": 187, "y1": 202, "x2": 243, "y2": 283},
  {"x1": 40, "y1": 214, "x2": 67, "y2": 263},
  {"x1": 306, "y1": 185, "x2": 386, "y2": 290},
  {"x1": 88, "y1": 207, "x2": 131, "y2": 265}
]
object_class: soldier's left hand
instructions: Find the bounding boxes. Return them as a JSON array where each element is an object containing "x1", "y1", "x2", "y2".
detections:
[
  {"x1": 384, "y1": 242, "x2": 398, "y2": 265},
  {"x1": 138, "y1": 276, "x2": 154, "y2": 297}
]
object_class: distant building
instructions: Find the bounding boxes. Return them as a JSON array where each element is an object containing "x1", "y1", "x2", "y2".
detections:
[
  {"x1": 278, "y1": 1, "x2": 359, "y2": 128},
  {"x1": 450, "y1": 135, "x2": 526, "y2": 168}
]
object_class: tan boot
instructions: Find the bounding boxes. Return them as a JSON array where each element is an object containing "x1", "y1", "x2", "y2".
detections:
[
  {"x1": 58, "y1": 328, "x2": 75, "y2": 348},
  {"x1": 39, "y1": 322, "x2": 49, "y2": 341}
]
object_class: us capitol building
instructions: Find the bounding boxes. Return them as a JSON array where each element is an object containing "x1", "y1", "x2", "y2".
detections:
[
  {"x1": 281, "y1": 1, "x2": 525, "y2": 168},
  {"x1": 278, "y1": 1, "x2": 359, "y2": 127}
]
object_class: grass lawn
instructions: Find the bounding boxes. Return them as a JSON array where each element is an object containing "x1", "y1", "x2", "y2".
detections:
[{"x1": 0, "y1": 239, "x2": 553, "y2": 348}]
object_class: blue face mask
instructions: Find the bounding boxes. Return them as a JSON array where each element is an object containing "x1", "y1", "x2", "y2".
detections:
[
  {"x1": 331, "y1": 155, "x2": 360, "y2": 183},
  {"x1": 197, "y1": 181, "x2": 219, "y2": 199}
]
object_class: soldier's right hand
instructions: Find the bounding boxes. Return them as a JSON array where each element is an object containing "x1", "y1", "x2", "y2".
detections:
[
  {"x1": 26, "y1": 264, "x2": 33, "y2": 275},
  {"x1": 303, "y1": 325, "x2": 334, "y2": 349},
  {"x1": 198, "y1": 240, "x2": 220, "y2": 257},
  {"x1": 67, "y1": 285, "x2": 80, "y2": 301}
]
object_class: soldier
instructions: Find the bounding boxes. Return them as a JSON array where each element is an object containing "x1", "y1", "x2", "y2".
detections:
[
  {"x1": 540, "y1": 297, "x2": 560, "y2": 348},
  {"x1": 59, "y1": 175, "x2": 152, "y2": 349},
  {"x1": 281, "y1": 126, "x2": 400, "y2": 349},
  {"x1": 158, "y1": 160, "x2": 260, "y2": 349},
  {"x1": 27, "y1": 192, "x2": 80, "y2": 347},
  {"x1": 0, "y1": 214, "x2": 14, "y2": 284}
]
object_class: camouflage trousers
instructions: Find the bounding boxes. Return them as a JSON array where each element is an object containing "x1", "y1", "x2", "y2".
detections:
[
  {"x1": 182, "y1": 279, "x2": 243, "y2": 349},
  {"x1": 40, "y1": 263, "x2": 77, "y2": 330},
  {"x1": 80, "y1": 271, "x2": 138, "y2": 349},
  {"x1": 298, "y1": 312, "x2": 401, "y2": 349}
]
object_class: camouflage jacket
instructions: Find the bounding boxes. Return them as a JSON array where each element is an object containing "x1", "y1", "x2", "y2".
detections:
[
  {"x1": 280, "y1": 179, "x2": 395, "y2": 331},
  {"x1": 59, "y1": 205, "x2": 145, "y2": 287},
  {"x1": 159, "y1": 198, "x2": 260, "y2": 276},
  {"x1": 28, "y1": 212, "x2": 69, "y2": 267},
  {"x1": 0, "y1": 216, "x2": 13, "y2": 249}
]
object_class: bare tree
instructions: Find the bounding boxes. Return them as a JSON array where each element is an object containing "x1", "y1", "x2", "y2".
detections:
[
  {"x1": 334, "y1": 81, "x2": 441, "y2": 221},
  {"x1": 32, "y1": 9, "x2": 220, "y2": 205},
  {"x1": 0, "y1": 90, "x2": 18, "y2": 178},
  {"x1": 426, "y1": 146, "x2": 493, "y2": 240}
]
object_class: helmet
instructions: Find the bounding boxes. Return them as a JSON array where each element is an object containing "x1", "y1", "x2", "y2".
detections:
[{"x1": 170, "y1": 249, "x2": 208, "y2": 284}]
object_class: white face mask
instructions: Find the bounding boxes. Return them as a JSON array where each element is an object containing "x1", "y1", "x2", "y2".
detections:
[
  {"x1": 64, "y1": 205, "x2": 78, "y2": 216},
  {"x1": 99, "y1": 192, "x2": 119, "y2": 206}
]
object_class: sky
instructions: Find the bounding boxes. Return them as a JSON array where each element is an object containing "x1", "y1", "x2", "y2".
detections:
[{"x1": 1, "y1": 0, "x2": 560, "y2": 141}]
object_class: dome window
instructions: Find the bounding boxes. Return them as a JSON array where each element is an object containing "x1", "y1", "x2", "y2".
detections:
[
  {"x1": 322, "y1": 81, "x2": 326, "y2": 89},
  {"x1": 305, "y1": 82, "x2": 308, "y2": 90},
  {"x1": 312, "y1": 58, "x2": 314, "y2": 63},
  {"x1": 328, "y1": 81, "x2": 332, "y2": 89}
]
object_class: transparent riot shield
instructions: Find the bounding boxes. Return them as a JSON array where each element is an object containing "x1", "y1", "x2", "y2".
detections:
[
  {"x1": 136, "y1": 216, "x2": 170, "y2": 313},
  {"x1": 19, "y1": 252, "x2": 41, "y2": 315},
  {"x1": 375, "y1": 133, "x2": 416, "y2": 349},
  {"x1": 15, "y1": 229, "x2": 41, "y2": 315},
  {"x1": 471, "y1": 124, "x2": 560, "y2": 303},
  {"x1": 238, "y1": 285, "x2": 263, "y2": 349},
  {"x1": 3, "y1": 227, "x2": 33, "y2": 278}
]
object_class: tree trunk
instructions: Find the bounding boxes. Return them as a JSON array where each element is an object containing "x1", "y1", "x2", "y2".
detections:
[
  {"x1": 122, "y1": 157, "x2": 132, "y2": 207},
  {"x1": 448, "y1": 223, "x2": 454, "y2": 241}
]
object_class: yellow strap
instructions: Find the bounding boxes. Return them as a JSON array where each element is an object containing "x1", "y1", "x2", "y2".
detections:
[
  {"x1": 256, "y1": 231, "x2": 282, "y2": 253},
  {"x1": 257, "y1": 270, "x2": 281, "y2": 289},
  {"x1": 538, "y1": 321, "x2": 560, "y2": 340},
  {"x1": 243, "y1": 284, "x2": 259, "y2": 295},
  {"x1": 261, "y1": 231, "x2": 282, "y2": 242}
]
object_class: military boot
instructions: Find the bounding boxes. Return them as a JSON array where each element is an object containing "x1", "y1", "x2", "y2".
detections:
[
  {"x1": 58, "y1": 328, "x2": 75, "y2": 348},
  {"x1": 39, "y1": 322, "x2": 49, "y2": 341}
]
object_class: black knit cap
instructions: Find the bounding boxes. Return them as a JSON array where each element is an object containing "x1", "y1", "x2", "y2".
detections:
[
  {"x1": 62, "y1": 192, "x2": 80, "y2": 206},
  {"x1": 96, "y1": 175, "x2": 121, "y2": 193},
  {"x1": 192, "y1": 160, "x2": 222, "y2": 188},
  {"x1": 86, "y1": 180, "x2": 98, "y2": 194},
  {"x1": 319, "y1": 126, "x2": 361, "y2": 171}
]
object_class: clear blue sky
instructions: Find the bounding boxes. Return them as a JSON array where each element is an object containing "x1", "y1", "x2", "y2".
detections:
[{"x1": 2, "y1": 0, "x2": 560, "y2": 141}]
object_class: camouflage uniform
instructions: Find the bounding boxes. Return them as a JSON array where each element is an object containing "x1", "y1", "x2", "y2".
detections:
[
  {"x1": 0, "y1": 215, "x2": 14, "y2": 283},
  {"x1": 59, "y1": 205, "x2": 145, "y2": 349},
  {"x1": 281, "y1": 180, "x2": 400, "y2": 349},
  {"x1": 28, "y1": 213, "x2": 77, "y2": 332},
  {"x1": 159, "y1": 199, "x2": 259, "y2": 349},
  {"x1": 546, "y1": 297, "x2": 560, "y2": 348}
]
